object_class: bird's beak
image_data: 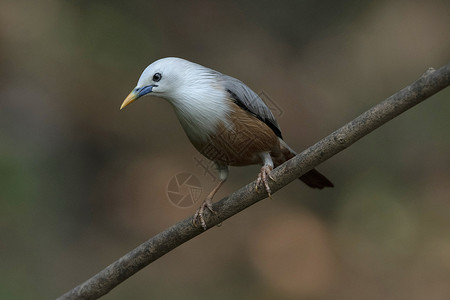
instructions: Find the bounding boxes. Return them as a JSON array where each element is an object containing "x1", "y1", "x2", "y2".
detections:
[
  {"x1": 120, "y1": 90, "x2": 138, "y2": 110},
  {"x1": 120, "y1": 85, "x2": 155, "y2": 110}
]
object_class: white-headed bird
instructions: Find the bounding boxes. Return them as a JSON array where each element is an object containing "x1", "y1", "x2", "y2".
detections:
[{"x1": 121, "y1": 57, "x2": 333, "y2": 229}]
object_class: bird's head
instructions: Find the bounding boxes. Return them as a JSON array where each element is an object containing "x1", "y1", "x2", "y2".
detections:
[
  {"x1": 120, "y1": 57, "x2": 179, "y2": 109},
  {"x1": 120, "y1": 57, "x2": 216, "y2": 110}
]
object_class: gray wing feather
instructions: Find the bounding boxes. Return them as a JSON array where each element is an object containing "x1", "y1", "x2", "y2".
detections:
[{"x1": 220, "y1": 74, "x2": 283, "y2": 138}]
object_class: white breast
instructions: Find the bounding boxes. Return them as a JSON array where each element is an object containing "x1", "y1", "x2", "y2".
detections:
[{"x1": 167, "y1": 83, "x2": 232, "y2": 143}]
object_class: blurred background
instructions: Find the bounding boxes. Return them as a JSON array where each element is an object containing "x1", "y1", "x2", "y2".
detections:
[{"x1": 1, "y1": 0, "x2": 449, "y2": 299}]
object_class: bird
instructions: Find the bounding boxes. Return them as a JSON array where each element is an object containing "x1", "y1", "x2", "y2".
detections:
[{"x1": 120, "y1": 57, "x2": 333, "y2": 229}]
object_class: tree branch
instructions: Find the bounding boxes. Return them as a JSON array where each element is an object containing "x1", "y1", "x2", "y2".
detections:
[{"x1": 58, "y1": 63, "x2": 450, "y2": 300}]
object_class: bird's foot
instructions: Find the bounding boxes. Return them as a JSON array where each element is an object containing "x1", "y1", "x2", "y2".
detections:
[
  {"x1": 256, "y1": 165, "x2": 275, "y2": 198},
  {"x1": 193, "y1": 197, "x2": 216, "y2": 230}
]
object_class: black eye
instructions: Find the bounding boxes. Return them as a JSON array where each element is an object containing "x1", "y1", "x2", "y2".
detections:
[{"x1": 152, "y1": 72, "x2": 162, "y2": 82}]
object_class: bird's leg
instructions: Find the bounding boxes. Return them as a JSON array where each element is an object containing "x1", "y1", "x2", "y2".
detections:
[
  {"x1": 193, "y1": 164, "x2": 228, "y2": 230},
  {"x1": 256, "y1": 152, "x2": 275, "y2": 197},
  {"x1": 193, "y1": 180, "x2": 224, "y2": 229}
]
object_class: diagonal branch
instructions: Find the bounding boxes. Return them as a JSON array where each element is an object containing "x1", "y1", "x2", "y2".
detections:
[{"x1": 58, "y1": 63, "x2": 450, "y2": 300}]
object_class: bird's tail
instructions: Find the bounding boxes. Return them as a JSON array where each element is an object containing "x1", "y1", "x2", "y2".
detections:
[
  {"x1": 276, "y1": 139, "x2": 334, "y2": 189},
  {"x1": 298, "y1": 168, "x2": 334, "y2": 189}
]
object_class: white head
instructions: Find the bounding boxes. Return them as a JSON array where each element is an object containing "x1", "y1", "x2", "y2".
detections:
[
  {"x1": 120, "y1": 57, "x2": 231, "y2": 142},
  {"x1": 121, "y1": 57, "x2": 222, "y2": 109}
]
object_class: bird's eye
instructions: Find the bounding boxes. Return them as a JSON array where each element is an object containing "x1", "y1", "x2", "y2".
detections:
[{"x1": 152, "y1": 73, "x2": 162, "y2": 82}]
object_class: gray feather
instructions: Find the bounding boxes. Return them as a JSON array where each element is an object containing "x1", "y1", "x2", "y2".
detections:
[{"x1": 219, "y1": 74, "x2": 283, "y2": 139}]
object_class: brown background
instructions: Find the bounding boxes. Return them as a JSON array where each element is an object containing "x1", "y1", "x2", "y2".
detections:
[{"x1": 1, "y1": 0, "x2": 449, "y2": 299}]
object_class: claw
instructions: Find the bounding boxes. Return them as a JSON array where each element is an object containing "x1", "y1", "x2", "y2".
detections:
[
  {"x1": 256, "y1": 165, "x2": 274, "y2": 198},
  {"x1": 192, "y1": 178, "x2": 225, "y2": 230},
  {"x1": 193, "y1": 197, "x2": 216, "y2": 230}
]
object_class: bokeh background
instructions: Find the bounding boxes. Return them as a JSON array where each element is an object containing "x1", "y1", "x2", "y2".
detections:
[{"x1": 1, "y1": 0, "x2": 449, "y2": 299}]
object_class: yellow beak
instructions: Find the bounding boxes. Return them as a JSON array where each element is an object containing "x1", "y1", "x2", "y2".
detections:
[{"x1": 120, "y1": 90, "x2": 138, "y2": 110}]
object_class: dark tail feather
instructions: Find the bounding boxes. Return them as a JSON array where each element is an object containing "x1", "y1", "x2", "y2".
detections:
[
  {"x1": 299, "y1": 168, "x2": 334, "y2": 189},
  {"x1": 277, "y1": 139, "x2": 334, "y2": 189}
]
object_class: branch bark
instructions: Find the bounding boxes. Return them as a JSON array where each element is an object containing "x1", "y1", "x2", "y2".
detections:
[{"x1": 58, "y1": 63, "x2": 450, "y2": 300}]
